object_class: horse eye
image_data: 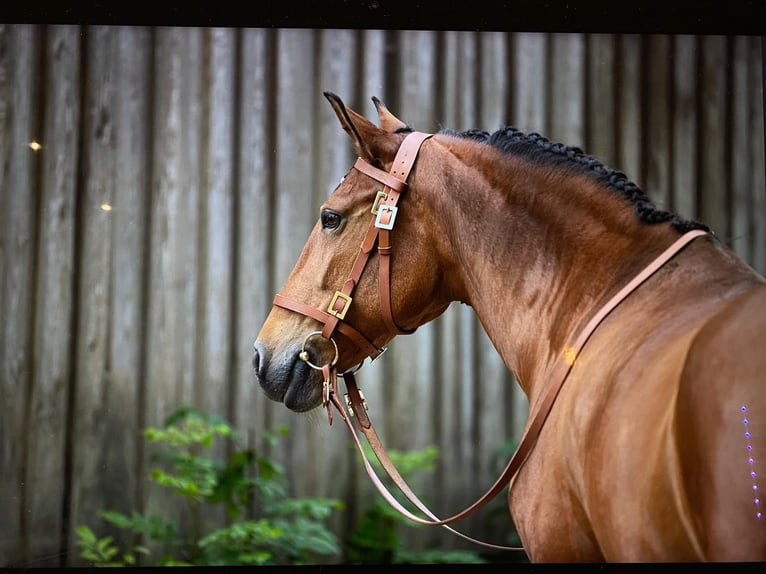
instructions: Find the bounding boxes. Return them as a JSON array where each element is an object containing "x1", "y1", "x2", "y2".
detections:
[{"x1": 320, "y1": 210, "x2": 342, "y2": 230}]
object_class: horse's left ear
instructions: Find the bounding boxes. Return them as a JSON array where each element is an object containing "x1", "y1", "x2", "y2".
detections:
[
  {"x1": 324, "y1": 91, "x2": 402, "y2": 163},
  {"x1": 372, "y1": 96, "x2": 408, "y2": 133}
]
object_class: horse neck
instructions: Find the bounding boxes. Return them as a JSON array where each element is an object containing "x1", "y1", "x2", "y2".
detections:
[{"x1": 431, "y1": 145, "x2": 677, "y2": 404}]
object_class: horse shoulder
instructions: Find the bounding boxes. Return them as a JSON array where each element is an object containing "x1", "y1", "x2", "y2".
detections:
[{"x1": 675, "y1": 282, "x2": 766, "y2": 561}]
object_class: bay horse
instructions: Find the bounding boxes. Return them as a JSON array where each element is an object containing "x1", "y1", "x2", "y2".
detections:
[{"x1": 253, "y1": 92, "x2": 766, "y2": 562}]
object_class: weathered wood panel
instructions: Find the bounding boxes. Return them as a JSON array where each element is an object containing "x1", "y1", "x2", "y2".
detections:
[
  {"x1": 699, "y1": 36, "x2": 729, "y2": 238},
  {"x1": 749, "y1": 39, "x2": 766, "y2": 276},
  {"x1": 313, "y1": 28, "x2": 358, "y2": 539},
  {"x1": 0, "y1": 24, "x2": 41, "y2": 565},
  {"x1": 143, "y1": 26, "x2": 204, "y2": 543},
  {"x1": 0, "y1": 26, "x2": 763, "y2": 566},
  {"x1": 100, "y1": 22, "x2": 151, "y2": 542},
  {"x1": 70, "y1": 25, "x2": 120, "y2": 558},
  {"x1": 645, "y1": 35, "x2": 673, "y2": 208},
  {"x1": 616, "y1": 34, "x2": 642, "y2": 190},
  {"x1": 512, "y1": 32, "x2": 547, "y2": 133},
  {"x1": 231, "y1": 26, "x2": 272, "y2": 484},
  {"x1": 271, "y1": 28, "x2": 318, "y2": 500},
  {"x1": 26, "y1": 25, "x2": 81, "y2": 566},
  {"x1": 550, "y1": 34, "x2": 585, "y2": 148},
  {"x1": 672, "y1": 35, "x2": 699, "y2": 221},
  {"x1": 587, "y1": 34, "x2": 616, "y2": 165}
]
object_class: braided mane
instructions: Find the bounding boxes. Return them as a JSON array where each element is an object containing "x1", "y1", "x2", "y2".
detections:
[{"x1": 440, "y1": 127, "x2": 709, "y2": 234}]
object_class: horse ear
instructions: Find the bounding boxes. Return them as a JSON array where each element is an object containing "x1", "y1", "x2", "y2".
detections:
[
  {"x1": 372, "y1": 96, "x2": 408, "y2": 133},
  {"x1": 324, "y1": 92, "x2": 399, "y2": 163}
]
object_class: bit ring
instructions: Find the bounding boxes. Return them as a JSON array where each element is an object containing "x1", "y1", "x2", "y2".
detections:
[{"x1": 299, "y1": 331, "x2": 339, "y2": 371}]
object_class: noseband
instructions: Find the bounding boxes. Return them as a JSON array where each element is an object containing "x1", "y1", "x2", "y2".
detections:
[{"x1": 268, "y1": 131, "x2": 709, "y2": 551}]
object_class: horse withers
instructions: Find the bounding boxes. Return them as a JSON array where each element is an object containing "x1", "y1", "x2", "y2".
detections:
[{"x1": 253, "y1": 92, "x2": 766, "y2": 561}]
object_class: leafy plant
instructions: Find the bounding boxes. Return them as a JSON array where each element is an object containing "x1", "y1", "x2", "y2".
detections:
[
  {"x1": 345, "y1": 443, "x2": 487, "y2": 564},
  {"x1": 76, "y1": 406, "x2": 343, "y2": 566}
]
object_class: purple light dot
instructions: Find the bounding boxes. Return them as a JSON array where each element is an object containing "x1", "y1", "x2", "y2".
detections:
[
  {"x1": 745, "y1": 431, "x2": 751, "y2": 439},
  {"x1": 755, "y1": 498, "x2": 761, "y2": 505},
  {"x1": 747, "y1": 445, "x2": 753, "y2": 452},
  {"x1": 754, "y1": 485, "x2": 759, "y2": 491},
  {"x1": 749, "y1": 457, "x2": 755, "y2": 464},
  {"x1": 743, "y1": 418, "x2": 749, "y2": 425},
  {"x1": 742, "y1": 406, "x2": 748, "y2": 412},
  {"x1": 752, "y1": 471, "x2": 758, "y2": 479},
  {"x1": 758, "y1": 513, "x2": 763, "y2": 520}
]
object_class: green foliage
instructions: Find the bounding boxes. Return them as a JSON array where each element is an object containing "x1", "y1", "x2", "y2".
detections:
[
  {"x1": 76, "y1": 405, "x2": 342, "y2": 566},
  {"x1": 75, "y1": 525, "x2": 149, "y2": 567},
  {"x1": 345, "y1": 443, "x2": 487, "y2": 564}
]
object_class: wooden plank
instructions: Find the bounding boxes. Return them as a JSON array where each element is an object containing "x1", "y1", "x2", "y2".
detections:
[
  {"x1": 748, "y1": 37, "x2": 766, "y2": 275},
  {"x1": 644, "y1": 35, "x2": 672, "y2": 208},
  {"x1": 392, "y1": 29, "x2": 439, "y2": 550},
  {"x1": 586, "y1": 34, "x2": 616, "y2": 165},
  {"x1": 479, "y1": 32, "x2": 508, "y2": 130},
  {"x1": 344, "y1": 28, "x2": 389, "y2": 537},
  {"x1": 440, "y1": 31, "x2": 459, "y2": 131},
  {"x1": 671, "y1": 35, "x2": 699, "y2": 221},
  {"x1": 143, "y1": 26, "x2": 203, "y2": 547},
  {"x1": 195, "y1": 26, "x2": 237, "y2": 533},
  {"x1": 456, "y1": 31, "x2": 478, "y2": 129},
  {"x1": 730, "y1": 36, "x2": 751, "y2": 262},
  {"x1": 68, "y1": 26, "x2": 119, "y2": 564},
  {"x1": 271, "y1": 28, "x2": 317, "y2": 499},
  {"x1": 550, "y1": 33, "x2": 585, "y2": 148},
  {"x1": 101, "y1": 22, "x2": 150, "y2": 546},
  {"x1": 359, "y1": 29, "x2": 387, "y2": 112},
  {"x1": 26, "y1": 25, "x2": 80, "y2": 567},
  {"x1": 616, "y1": 34, "x2": 642, "y2": 187},
  {"x1": 0, "y1": 24, "x2": 40, "y2": 567},
  {"x1": 197, "y1": 27, "x2": 235, "y2": 429},
  {"x1": 314, "y1": 27, "x2": 357, "y2": 540},
  {"x1": 698, "y1": 36, "x2": 729, "y2": 238},
  {"x1": 511, "y1": 32, "x2": 547, "y2": 132},
  {"x1": 232, "y1": 27, "x2": 272, "y2": 472}
]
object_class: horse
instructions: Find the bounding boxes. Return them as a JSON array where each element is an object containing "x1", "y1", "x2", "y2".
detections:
[{"x1": 253, "y1": 92, "x2": 766, "y2": 562}]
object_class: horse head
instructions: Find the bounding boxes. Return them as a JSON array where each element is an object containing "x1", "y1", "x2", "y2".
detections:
[{"x1": 253, "y1": 93, "x2": 451, "y2": 412}]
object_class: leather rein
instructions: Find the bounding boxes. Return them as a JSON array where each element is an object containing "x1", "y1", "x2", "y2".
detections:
[{"x1": 272, "y1": 131, "x2": 708, "y2": 551}]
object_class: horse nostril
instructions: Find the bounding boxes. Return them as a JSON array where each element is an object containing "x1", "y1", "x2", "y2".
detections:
[{"x1": 252, "y1": 341, "x2": 267, "y2": 379}]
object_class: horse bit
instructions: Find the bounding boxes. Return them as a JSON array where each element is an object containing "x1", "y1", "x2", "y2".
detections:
[{"x1": 268, "y1": 131, "x2": 709, "y2": 550}]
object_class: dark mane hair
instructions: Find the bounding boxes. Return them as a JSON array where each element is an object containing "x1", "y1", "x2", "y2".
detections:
[{"x1": 440, "y1": 126, "x2": 709, "y2": 234}]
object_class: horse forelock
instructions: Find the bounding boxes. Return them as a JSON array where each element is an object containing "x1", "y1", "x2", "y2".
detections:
[{"x1": 438, "y1": 126, "x2": 709, "y2": 234}]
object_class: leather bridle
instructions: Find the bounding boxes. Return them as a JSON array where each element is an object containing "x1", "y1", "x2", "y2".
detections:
[
  {"x1": 273, "y1": 130, "x2": 434, "y2": 418},
  {"x1": 269, "y1": 130, "x2": 709, "y2": 551}
]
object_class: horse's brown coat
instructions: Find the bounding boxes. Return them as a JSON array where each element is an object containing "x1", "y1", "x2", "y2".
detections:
[{"x1": 254, "y1": 94, "x2": 766, "y2": 561}]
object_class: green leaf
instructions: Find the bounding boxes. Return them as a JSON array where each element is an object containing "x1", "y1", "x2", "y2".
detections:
[{"x1": 74, "y1": 525, "x2": 97, "y2": 545}]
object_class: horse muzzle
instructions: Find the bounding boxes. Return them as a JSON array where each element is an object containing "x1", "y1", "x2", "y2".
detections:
[{"x1": 252, "y1": 335, "x2": 336, "y2": 412}]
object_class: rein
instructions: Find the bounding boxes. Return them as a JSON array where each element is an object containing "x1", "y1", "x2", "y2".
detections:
[{"x1": 271, "y1": 131, "x2": 708, "y2": 551}]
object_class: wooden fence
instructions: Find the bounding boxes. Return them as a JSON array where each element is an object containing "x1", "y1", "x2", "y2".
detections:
[{"x1": 0, "y1": 25, "x2": 764, "y2": 566}]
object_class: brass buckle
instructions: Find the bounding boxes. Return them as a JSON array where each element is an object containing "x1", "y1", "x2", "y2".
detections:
[
  {"x1": 327, "y1": 291, "x2": 352, "y2": 320},
  {"x1": 371, "y1": 191, "x2": 388, "y2": 216},
  {"x1": 344, "y1": 390, "x2": 367, "y2": 417},
  {"x1": 374, "y1": 205, "x2": 398, "y2": 230}
]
